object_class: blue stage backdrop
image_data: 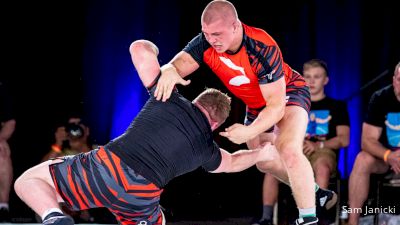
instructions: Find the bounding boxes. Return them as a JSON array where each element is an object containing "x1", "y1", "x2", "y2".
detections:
[
  {"x1": 82, "y1": 0, "x2": 180, "y2": 145},
  {"x1": 312, "y1": 0, "x2": 362, "y2": 178}
]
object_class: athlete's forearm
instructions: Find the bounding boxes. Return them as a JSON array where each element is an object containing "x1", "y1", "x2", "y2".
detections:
[
  {"x1": 247, "y1": 103, "x2": 285, "y2": 138},
  {"x1": 160, "y1": 63, "x2": 179, "y2": 75},
  {"x1": 226, "y1": 148, "x2": 262, "y2": 172},
  {"x1": 167, "y1": 51, "x2": 200, "y2": 78},
  {"x1": 227, "y1": 146, "x2": 273, "y2": 172}
]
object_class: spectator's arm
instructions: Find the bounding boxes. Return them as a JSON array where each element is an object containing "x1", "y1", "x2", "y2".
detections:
[
  {"x1": 361, "y1": 122, "x2": 386, "y2": 159},
  {"x1": 0, "y1": 119, "x2": 16, "y2": 142},
  {"x1": 321, "y1": 125, "x2": 350, "y2": 150}
]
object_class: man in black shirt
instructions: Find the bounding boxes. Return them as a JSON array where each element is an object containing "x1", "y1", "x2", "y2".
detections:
[
  {"x1": 14, "y1": 40, "x2": 275, "y2": 225},
  {"x1": 347, "y1": 62, "x2": 400, "y2": 225}
]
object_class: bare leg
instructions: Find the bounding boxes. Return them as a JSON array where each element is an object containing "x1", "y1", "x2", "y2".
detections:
[
  {"x1": 0, "y1": 143, "x2": 12, "y2": 204},
  {"x1": 312, "y1": 155, "x2": 335, "y2": 189},
  {"x1": 275, "y1": 106, "x2": 315, "y2": 209},
  {"x1": 347, "y1": 152, "x2": 388, "y2": 225},
  {"x1": 247, "y1": 128, "x2": 289, "y2": 185},
  {"x1": 248, "y1": 131, "x2": 283, "y2": 222},
  {"x1": 256, "y1": 154, "x2": 289, "y2": 184},
  {"x1": 129, "y1": 40, "x2": 161, "y2": 87},
  {"x1": 14, "y1": 160, "x2": 64, "y2": 217},
  {"x1": 262, "y1": 174, "x2": 279, "y2": 206}
]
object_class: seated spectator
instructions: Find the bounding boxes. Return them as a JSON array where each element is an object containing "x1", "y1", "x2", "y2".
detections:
[
  {"x1": 347, "y1": 62, "x2": 400, "y2": 225},
  {"x1": 42, "y1": 116, "x2": 95, "y2": 161},
  {"x1": 253, "y1": 59, "x2": 350, "y2": 225},
  {"x1": 0, "y1": 80, "x2": 16, "y2": 222}
]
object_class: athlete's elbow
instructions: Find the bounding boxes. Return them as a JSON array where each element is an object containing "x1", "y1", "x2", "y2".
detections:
[{"x1": 129, "y1": 40, "x2": 159, "y2": 56}]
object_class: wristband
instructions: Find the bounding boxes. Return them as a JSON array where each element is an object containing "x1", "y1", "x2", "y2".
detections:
[
  {"x1": 383, "y1": 149, "x2": 391, "y2": 163},
  {"x1": 51, "y1": 144, "x2": 62, "y2": 153}
]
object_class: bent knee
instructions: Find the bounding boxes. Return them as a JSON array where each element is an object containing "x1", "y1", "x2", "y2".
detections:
[
  {"x1": 312, "y1": 157, "x2": 334, "y2": 172},
  {"x1": 276, "y1": 144, "x2": 304, "y2": 167},
  {"x1": 352, "y1": 151, "x2": 382, "y2": 174},
  {"x1": 355, "y1": 151, "x2": 377, "y2": 167},
  {"x1": 313, "y1": 164, "x2": 332, "y2": 178},
  {"x1": 275, "y1": 138, "x2": 300, "y2": 156}
]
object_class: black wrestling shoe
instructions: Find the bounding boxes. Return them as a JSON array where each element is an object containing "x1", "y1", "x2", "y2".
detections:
[
  {"x1": 316, "y1": 187, "x2": 337, "y2": 210},
  {"x1": 294, "y1": 217, "x2": 318, "y2": 225},
  {"x1": 42, "y1": 212, "x2": 74, "y2": 225}
]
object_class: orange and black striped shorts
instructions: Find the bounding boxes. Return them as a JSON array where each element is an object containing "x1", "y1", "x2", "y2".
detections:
[{"x1": 49, "y1": 147, "x2": 164, "y2": 225}]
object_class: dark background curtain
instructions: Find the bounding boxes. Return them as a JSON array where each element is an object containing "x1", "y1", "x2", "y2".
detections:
[{"x1": 3, "y1": 0, "x2": 399, "y2": 221}]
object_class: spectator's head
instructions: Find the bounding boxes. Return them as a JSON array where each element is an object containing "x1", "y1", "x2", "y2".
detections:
[{"x1": 303, "y1": 59, "x2": 329, "y2": 97}]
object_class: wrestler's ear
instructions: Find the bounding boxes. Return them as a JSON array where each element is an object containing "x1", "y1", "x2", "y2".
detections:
[
  {"x1": 234, "y1": 21, "x2": 240, "y2": 30},
  {"x1": 323, "y1": 76, "x2": 329, "y2": 86}
]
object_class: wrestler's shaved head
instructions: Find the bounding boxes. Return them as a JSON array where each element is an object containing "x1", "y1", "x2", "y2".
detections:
[
  {"x1": 200, "y1": 0, "x2": 242, "y2": 53},
  {"x1": 201, "y1": 0, "x2": 238, "y2": 25}
]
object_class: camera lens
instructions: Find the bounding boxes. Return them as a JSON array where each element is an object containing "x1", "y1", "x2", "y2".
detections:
[{"x1": 65, "y1": 123, "x2": 84, "y2": 138}]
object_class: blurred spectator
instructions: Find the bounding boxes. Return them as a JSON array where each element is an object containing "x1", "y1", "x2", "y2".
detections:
[
  {"x1": 42, "y1": 116, "x2": 95, "y2": 162},
  {"x1": 347, "y1": 62, "x2": 400, "y2": 225},
  {"x1": 0, "y1": 80, "x2": 16, "y2": 222}
]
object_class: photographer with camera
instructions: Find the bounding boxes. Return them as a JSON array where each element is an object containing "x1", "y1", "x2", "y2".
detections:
[
  {"x1": 40, "y1": 116, "x2": 97, "y2": 223},
  {"x1": 42, "y1": 117, "x2": 94, "y2": 161}
]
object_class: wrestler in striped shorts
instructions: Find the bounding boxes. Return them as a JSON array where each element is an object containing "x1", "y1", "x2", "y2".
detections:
[{"x1": 49, "y1": 147, "x2": 164, "y2": 225}]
